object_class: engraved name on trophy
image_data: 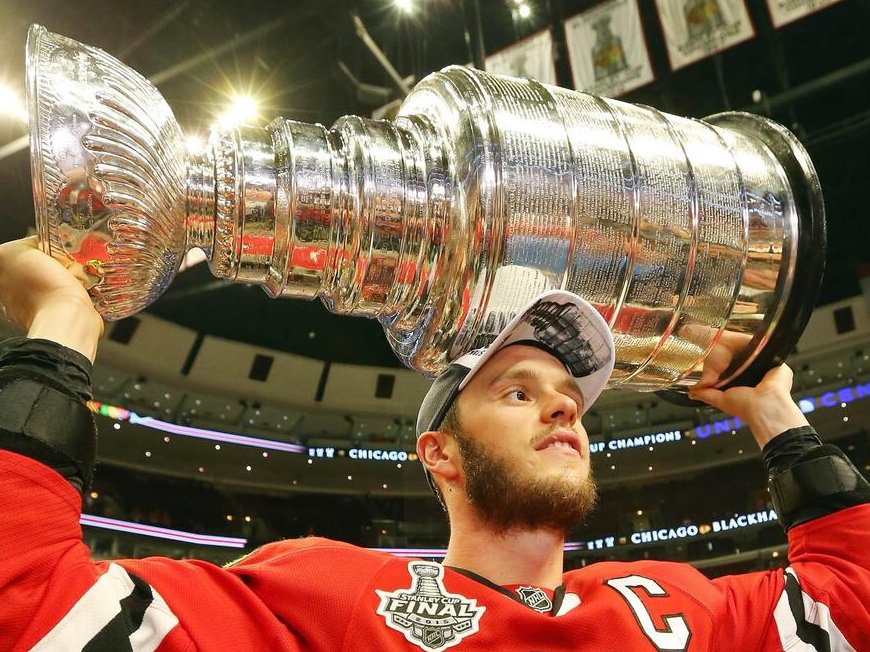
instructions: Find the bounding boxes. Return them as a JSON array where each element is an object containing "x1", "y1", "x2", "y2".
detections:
[{"x1": 26, "y1": 25, "x2": 825, "y2": 394}]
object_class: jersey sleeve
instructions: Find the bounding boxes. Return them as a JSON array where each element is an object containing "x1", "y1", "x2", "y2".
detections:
[
  {"x1": 0, "y1": 449, "x2": 101, "y2": 649},
  {"x1": 0, "y1": 450, "x2": 306, "y2": 651},
  {"x1": 710, "y1": 504, "x2": 870, "y2": 651}
]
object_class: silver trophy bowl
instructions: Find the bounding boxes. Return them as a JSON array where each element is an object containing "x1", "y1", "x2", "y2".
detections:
[{"x1": 26, "y1": 25, "x2": 825, "y2": 394}]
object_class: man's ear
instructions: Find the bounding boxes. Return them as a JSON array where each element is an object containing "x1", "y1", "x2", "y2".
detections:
[{"x1": 416, "y1": 430, "x2": 461, "y2": 483}]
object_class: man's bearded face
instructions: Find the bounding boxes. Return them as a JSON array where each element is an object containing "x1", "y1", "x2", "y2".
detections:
[{"x1": 452, "y1": 422, "x2": 597, "y2": 534}]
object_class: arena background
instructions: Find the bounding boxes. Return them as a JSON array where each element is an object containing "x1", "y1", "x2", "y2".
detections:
[{"x1": 0, "y1": 0, "x2": 867, "y2": 573}]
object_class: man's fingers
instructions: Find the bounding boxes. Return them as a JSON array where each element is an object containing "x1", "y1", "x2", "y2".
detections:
[{"x1": 688, "y1": 387, "x2": 723, "y2": 409}]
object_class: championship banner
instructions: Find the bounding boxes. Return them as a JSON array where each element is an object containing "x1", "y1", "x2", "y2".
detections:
[
  {"x1": 766, "y1": 0, "x2": 844, "y2": 28},
  {"x1": 654, "y1": 0, "x2": 755, "y2": 71},
  {"x1": 564, "y1": 0, "x2": 655, "y2": 97},
  {"x1": 485, "y1": 29, "x2": 558, "y2": 85}
]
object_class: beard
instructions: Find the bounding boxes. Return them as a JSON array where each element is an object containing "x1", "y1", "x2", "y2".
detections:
[{"x1": 453, "y1": 428, "x2": 597, "y2": 535}]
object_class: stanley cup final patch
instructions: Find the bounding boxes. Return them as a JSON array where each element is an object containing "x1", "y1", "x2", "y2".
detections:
[{"x1": 376, "y1": 562, "x2": 485, "y2": 651}]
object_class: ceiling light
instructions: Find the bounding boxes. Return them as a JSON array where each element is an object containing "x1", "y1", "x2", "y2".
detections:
[
  {"x1": 518, "y1": 3, "x2": 532, "y2": 18},
  {"x1": 395, "y1": 0, "x2": 414, "y2": 13},
  {"x1": 219, "y1": 95, "x2": 258, "y2": 128}
]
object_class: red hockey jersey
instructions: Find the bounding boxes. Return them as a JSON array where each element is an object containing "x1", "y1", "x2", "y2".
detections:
[{"x1": 2, "y1": 450, "x2": 868, "y2": 651}]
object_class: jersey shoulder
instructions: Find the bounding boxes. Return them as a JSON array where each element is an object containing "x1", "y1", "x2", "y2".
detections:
[
  {"x1": 564, "y1": 559, "x2": 710, "y2": 586},
  {"x1": 563, "y1": 559, "x2": 725, "y2": 612},
  {"x1": 224, "y1": 536, "x2": 407, "y2": 594},
  {"x1": 226, "y1": 536, "x2": 395, "y2": 570}
]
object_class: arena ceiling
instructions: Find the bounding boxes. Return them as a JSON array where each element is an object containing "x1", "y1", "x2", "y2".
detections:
[{"x1": 0, "y1": 0, "x2": 867, "y2": 369}]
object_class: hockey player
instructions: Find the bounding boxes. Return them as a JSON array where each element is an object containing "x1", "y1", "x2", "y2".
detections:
[{"x1": 0, "y1": 236, "x2": 868, "y2": 651}]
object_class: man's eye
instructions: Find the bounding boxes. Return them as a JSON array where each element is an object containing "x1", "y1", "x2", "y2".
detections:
[{"x1": 508, "y1": 389, "x2": 528, "y2": 401}]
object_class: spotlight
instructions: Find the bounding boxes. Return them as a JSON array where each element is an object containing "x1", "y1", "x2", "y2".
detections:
[
  {"x1": 518, "y1": 3, "x2": 532, "y2": 18},
  {"x1": 219, "y1": 95, "x2": 258, "y2": 128},
  {"x1": 395, "y1": 0, "x2": 414, "y2": 12}
]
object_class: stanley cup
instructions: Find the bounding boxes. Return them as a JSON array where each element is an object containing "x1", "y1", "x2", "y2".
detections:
[{"x1": 25, "y1": 25, "x2": 825, "y2": 394}]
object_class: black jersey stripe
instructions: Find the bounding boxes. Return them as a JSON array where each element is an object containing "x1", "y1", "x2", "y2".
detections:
[
  {"x1": 784, "y1": 570, "x2": 832, "y2": 652},
  {"x1": 81, "y1": 571, "x2": 153, "y2": 651},
  {"x1": 80, "y1": 616, "x2": 134, "y2": 651}
]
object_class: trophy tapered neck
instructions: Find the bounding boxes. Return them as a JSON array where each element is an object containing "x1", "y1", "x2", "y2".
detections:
[
  {"x1": 184, "y1": 118, "x2": 434, "y2": 320},
  {"x1": 270, "y1": 115, "x2": 434, "y2": 319},
  {"x1": 313, "y1": 115, "x2": 431, "y2": 318},
  {"x1": 186, "y1": 150, "x2": 216, "y2": 256}
]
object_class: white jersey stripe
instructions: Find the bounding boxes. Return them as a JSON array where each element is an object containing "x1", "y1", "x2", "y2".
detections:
[
  {"x1": 30, "y1": 563, "x2": 132, "y2": 651},
  {"x1": 773, "y1": 568, "x2": 857, "y2": 652},
  {"x1": 29, "y1": 563, "x2": 178, "y2": 651}
]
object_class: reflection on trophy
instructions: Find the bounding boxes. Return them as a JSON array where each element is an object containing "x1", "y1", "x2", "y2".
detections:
[{"x1": 25, "y1": 25, "x2": 825, "y2": 394}]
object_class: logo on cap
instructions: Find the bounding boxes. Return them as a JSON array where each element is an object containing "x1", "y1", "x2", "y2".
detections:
[{"x1": 524, "y1": 300, "x2": 610, "y2": 378}]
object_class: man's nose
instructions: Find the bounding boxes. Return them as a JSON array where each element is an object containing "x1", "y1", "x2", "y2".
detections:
[{"x1": 542, "y1": 391, "x2": 578, "y2": 426}]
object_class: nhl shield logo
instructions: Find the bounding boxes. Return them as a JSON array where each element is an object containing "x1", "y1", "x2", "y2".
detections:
[
  {"x1": 516, "y1": 586, "x2": 552, "y2": 613},
  {"x1": 376, "y1": 562, "x2": 485, "y2": 651}
]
